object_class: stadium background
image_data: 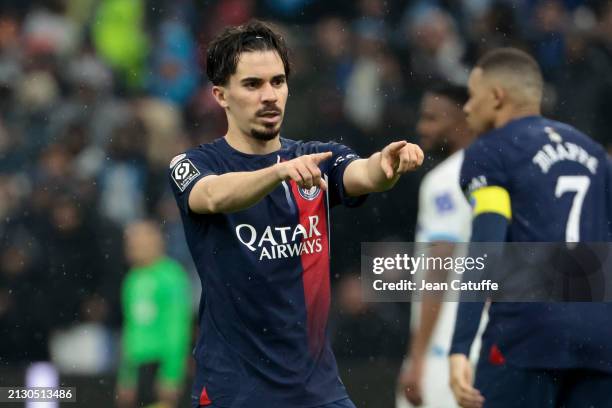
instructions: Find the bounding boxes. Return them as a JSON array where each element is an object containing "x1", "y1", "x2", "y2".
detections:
[{"x1": 0, "y1": 0, "x2": 611, "y2": 406}]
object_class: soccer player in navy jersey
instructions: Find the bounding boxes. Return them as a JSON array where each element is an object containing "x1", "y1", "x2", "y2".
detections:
[
  {"x1": 449, "y1": 48, "x2": 612, "y2": 408},
  {"x1": 168, "y1": 20, "x2": 424, "y2": 408}
]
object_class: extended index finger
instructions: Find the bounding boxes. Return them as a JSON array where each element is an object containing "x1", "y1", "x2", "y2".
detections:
[
  {"x1": 386, "y1": 140, "x2": 408, "y2": 154},
  {"x1": 310, "y1": 151, "x2": 333, "y2": 164}
]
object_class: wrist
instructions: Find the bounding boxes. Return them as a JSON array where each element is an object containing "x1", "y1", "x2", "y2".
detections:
[
  {"x1": 271, "y1": 162, "x2": 286, "y2": 182},
  {"x1": 409, "y1": 354, "x2": 425, "y2": 369},
  {"x1": 449, "y1": 353, "x2": 469, "y2": 361},
  {"x1": 368, "y1": 152, "x2": 396, "y2": 190}
]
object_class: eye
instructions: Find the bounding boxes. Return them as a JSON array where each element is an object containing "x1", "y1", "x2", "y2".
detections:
[
  {"x1": 272, "y1": 77, "x2": 286, "y2": 87},
  {"x1": 244, "y1": 82, "x2": 257, "y2": 89}
]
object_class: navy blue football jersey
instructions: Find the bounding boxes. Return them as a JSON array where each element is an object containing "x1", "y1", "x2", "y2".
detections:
[
  {"x1": 461, "y1": 115, "x2": 609, "y2": 242},
  {"x1": 459, "y1": 116, "x2": 612, "y2": 372},
  {"x1": 169, "y1": 137, "x2": 364, "y2": 407}
]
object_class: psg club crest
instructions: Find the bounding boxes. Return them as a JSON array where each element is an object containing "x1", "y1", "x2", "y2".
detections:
[{"x1": 298, "y1": 185, "x2": 321, "y2": 201}]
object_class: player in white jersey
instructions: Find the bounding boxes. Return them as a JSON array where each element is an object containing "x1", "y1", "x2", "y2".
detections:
[{"x1": 397, "y1": 83, "x2": 485, "y2": 408}]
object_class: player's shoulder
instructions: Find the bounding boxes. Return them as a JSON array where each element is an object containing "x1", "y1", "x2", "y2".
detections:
[
  {"x1": 171, "y1": 138, "x2": 225, "y2": 163},
  {"x1": 464, "y1": 116, "x2": 549, "y2": 163},
  {"x1": 291, "y1": 139, "x2": 360, "y2": 171},
  {"x1": 463, "y1": 129, "x2": 504, "y2": 172},
  {"x1": 464, "y1": 128, "x2": 500, "y2": 161},
  {"x1": 422, "y1": 151, "x2": 463, "y2": 190},
  {"x1": 291, "y1": 139, "x2": 347, "y2": 155},
  {"x1": 547, "y1": 119, "x2": 606, "y2": 155},
  {"x1": 167, "y1": 138, "x2": 229, "y2": 175},
  {"x1": 461, "y1": 131, "x2": 510, "y2": 191},
  {"x1": 167, "y1": 139, "x2": 227, "y2": 194}
]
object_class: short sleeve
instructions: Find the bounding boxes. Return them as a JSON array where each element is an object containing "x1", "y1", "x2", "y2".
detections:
[
  {"x1": 460, "y1": 139, "x2": 509, "y2": 195},
  {"x1": 299, "y1": 141, "x2": 366, "y2": 208},
  {"x1": 168, "y1": 148, "x2": 219, "y2": 214}
]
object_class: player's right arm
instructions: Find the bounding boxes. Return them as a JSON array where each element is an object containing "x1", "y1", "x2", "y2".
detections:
[
  {"x1": 401, "y1": 173, "x2": 464, "y2": 405},
  {"x1": 187, "y1": 151, "x2": 332, "y2": 214},
  {"x1": 402, "y1": 240, "x2": 455, "y2": 406}
]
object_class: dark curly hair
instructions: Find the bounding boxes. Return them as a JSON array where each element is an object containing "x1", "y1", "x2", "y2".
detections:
[{"x1": 206, "y1": 20, "x2": 291, "y2": 86}]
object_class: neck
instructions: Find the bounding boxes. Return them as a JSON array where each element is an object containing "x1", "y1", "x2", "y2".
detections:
[
  {"x1": 494, "y1": 104, "x2": 540, "y2": 129},
  {"x1": 225, "y1": 126, "x2": 281, "y2": 155},
  {"x1": 134, "y1": 255, "x2": 162, "y2": 268}
]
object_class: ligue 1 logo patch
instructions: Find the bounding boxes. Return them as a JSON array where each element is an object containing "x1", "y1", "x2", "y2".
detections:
[
  {"x1": 298, "y1": 185, "x2": 321, "y2": 201},
  {"x1": 171, "y1": 159, "x2": 200, "y2": 191}
]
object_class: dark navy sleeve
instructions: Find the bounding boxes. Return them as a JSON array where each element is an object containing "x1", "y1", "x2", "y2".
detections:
[
  {"x1": 452, "y1": 137, "x2": 510, "y2": 356},
  {"x1": 460, "y1": 138, "x2": 510, "y2": 195},
  {"x1": 299, "y1": 141, "x2": 367, "y2": 208},
  {"x1": 450, "y1": 216, "x2": 507, "y2": 356},
  {"x1": 450, "y1": 302, "x2": 485, "y2": 356},
  {"x1": 168, "y1": 147, "x2": 219, "y2": 214}
]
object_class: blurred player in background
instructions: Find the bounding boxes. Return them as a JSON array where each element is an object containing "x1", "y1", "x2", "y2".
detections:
[
  {"x1": 168, "y1": 20, "x2": 423, "y2": 408},
  {"x1": 116, "y1": 221, "x2": 192, "y2": 408},
  {"x1": 397, "y1": 83, "x2": 484, "y2": 408},
  {"x1": 449, "y1": 48, "x2": 612, "y2": 408}
]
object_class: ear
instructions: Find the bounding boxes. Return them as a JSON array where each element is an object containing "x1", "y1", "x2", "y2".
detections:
[
  {"x1": 492, "y1": 86, "x2": 505, "y2": 110},
  {"x1": 212, "y1": 85, "x2": 229, "y2": 109}
]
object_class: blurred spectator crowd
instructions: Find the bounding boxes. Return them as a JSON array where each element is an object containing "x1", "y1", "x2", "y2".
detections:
[{"x1": 0, "y1": 0, "x2": 611, "y2": 383}]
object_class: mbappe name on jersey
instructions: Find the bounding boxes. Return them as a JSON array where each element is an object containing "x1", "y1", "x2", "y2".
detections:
[{"x1": 532, "y1": 141, "x2": 599, "y2": 175}]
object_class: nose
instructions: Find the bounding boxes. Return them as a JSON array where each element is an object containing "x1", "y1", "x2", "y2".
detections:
[
  {"x1": 260, "y1": 82, "x2": 278, "y2": 103},
  {"x1": 463, "y1": 101, "x2": 471, "y2": 114}
]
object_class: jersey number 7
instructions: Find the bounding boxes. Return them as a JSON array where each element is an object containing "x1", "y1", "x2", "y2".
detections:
[{"x1": 555, "y1": 175, "x2": 591, "y2": 242}]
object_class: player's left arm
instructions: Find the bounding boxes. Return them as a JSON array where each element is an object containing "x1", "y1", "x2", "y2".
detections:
[
  {"x1": 450, "y1": 185, "x2": 510, "y2": 358},
  {"x1": 469, "y1": 186, "x2": 511, "y2": 241},
  {"x1": 450, "y1": 144, "x2": 511, "y2": 408},
  {"x1": 450, "y1": 185, "x2": 510, "y2": 408},
  {"x1": 342, "y1": 141, "x2": 424, "y2": 197}
]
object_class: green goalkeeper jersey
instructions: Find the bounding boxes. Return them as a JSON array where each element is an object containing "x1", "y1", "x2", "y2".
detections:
[{"x1": 118, "y1": 257, "x2": 191, "y2": 388}]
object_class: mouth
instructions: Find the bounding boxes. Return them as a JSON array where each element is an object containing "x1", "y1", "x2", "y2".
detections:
[{"x1": 257, "y1": 111, "x2": 282, "y2": 124}]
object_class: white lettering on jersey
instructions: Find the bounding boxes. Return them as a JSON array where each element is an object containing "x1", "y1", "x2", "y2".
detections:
[
  {"x1": 532, "y1": 141, "x2": 598, "y2": 174},
  {"x1": 236, "y1": 224, "x2": 257, "y2": 251},
  {"x1": 467, "y1": 175, "x2": 488, "y2": 193},
  {"x1": 235, "y1": 216, "x2": 325, "y2": 261}
]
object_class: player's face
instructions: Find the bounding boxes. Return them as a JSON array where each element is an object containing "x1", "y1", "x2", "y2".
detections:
[
  {"x1": 416, "y1": 93, "x2": 461, "y2": 153},
  {"x1": 464, "y1": 68, "x2": 497, "y2": 134},
  {"x1": 222, "y1": 50, "x2": 288, "y2": 141}
]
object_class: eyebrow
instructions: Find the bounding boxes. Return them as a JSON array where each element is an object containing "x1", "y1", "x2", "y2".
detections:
[
  {"x1": 240, "y1": 77, "x2": 262, "y2": 85},
  {"x1": 239, "y1": 74, "x2": 286, "y2": 84}
]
